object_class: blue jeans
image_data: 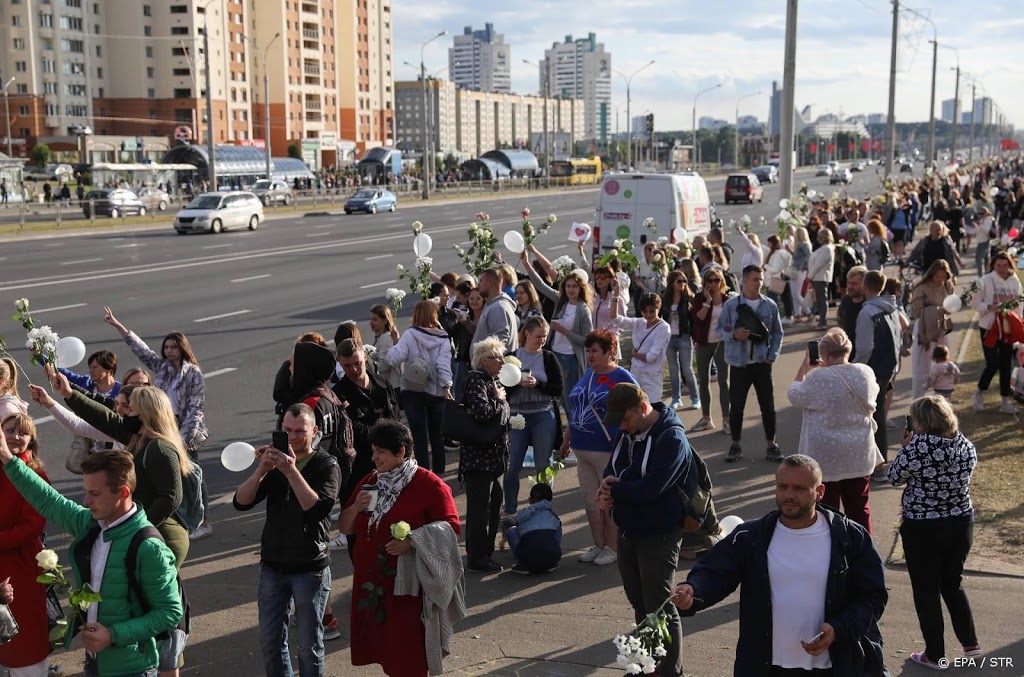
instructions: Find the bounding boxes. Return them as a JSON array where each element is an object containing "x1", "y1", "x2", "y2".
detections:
[
  {"x1": 508, "y1": 528, "x2": 562, "y2": 573},
  {"x1": 257, "y1": 564, "x2": 332, "y2": 677},
  {"x1": 402, "y1": 390, "x2": 447, "y2": 473},
  {"x1": 554, "y1": 351, "x2": 578, "y2": 418},
  {"x1": 504, "y1": 407, "x2": 557, "y2": 513},
  {"x1": 666, "y1": 334, "x2": 698, "y2": 403}
]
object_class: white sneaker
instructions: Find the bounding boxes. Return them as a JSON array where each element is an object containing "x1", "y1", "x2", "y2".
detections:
[
  {"x1": 188, "y1": 523, "x2": 213, "y2": 541},
  {"x1": 593, "y1": 547, "x2": 617, "y2": 566},
  {"x1": 577, "y1": 545, "x2": 604, "y2": 563},
  {"x1": 561, "y1": 451, "x2": 578, "y2": 466},
  {"x1": 999, "y1": 399, "x2": 1018, "y2": 414},
  {"x1": 328, "y1": 533, "x2": 348, "y2": 551},
  {"x1": 971, "y1": 390, "x2": 986, "y2": 412}
]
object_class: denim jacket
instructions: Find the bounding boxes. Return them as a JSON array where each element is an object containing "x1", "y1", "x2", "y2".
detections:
[
  {"x1": 718, "y1": 294, "x2": 784, "y2": 367},
  {"x1": 515, "y1": 499, "x2": 562, "y2": 543}
]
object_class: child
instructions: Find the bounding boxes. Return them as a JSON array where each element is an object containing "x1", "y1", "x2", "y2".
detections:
[
  {"x1": 504, "y1": 483, "x2": 562, "y2": 575},
  {"x1": 926, "y1": 345, "x2": 960, "y2": 400},
  {"x1": 610, "y1": 280, "x2": 671, "y2": 403}
]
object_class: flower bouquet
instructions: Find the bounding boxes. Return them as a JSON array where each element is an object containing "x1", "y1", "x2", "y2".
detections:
[
  {"x1": 521, "y1": 207, "x2": 557, "y2": 246},
  {"x1": 612, "y1": 596, "x2": 675, "y2": 674},
  {"x1": 453, "y1": 213, "x2": 499, "y2": 276},
  {"x1": 550, "y1": 255, "x2": 578, "y2": 282},
  {"x1": 397, "y1": 256, "x2": 434, "y2": 299},
  {"x1": 36, "y1": 548, "x2": 101, "y2": 647},
  {"x1": 385, "y1": 287, "x2": 406, "y2": 315},
  {"x1": 598, "y1": 239, "x2": 640, "y2": 274},
  {"x1": 643, "y1": 217, "x2": 658, "y2": 235}
]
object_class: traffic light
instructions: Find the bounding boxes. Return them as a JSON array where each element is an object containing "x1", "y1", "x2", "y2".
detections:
[{"x1": 645, "y1": 113, "x2": 654, "y2": 136}]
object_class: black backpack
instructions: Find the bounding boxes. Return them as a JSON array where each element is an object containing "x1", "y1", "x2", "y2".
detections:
[
  {"x1": 126, "y1": 526, "x2": 190, "y2": 640},
  {"x1": 867, "y1": 309, "x2": 899, "y2": 379}
]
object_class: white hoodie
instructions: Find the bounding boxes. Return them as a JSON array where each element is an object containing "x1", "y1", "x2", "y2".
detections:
[
  {"x1": 385, "y1": 326, "x2": 453, "y2": 396},
  {"x1": 0, "y1": 393, "x2": 28, "y2": 422}
]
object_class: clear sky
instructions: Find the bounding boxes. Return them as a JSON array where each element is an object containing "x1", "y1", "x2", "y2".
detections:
[{"x1": 393, "y1": 0, "x2": 1020, "y2": 134}]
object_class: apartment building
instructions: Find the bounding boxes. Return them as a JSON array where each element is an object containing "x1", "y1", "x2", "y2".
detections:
[
  {"x1": 449, "y1": 24, "x2": 511, "y2": 94},
  {"x1": 395, "y1": 78, "x2": 585, "y2": 160},
  {"x1": 541, "y1": 33, "x2": 610, "y2": 145},
  {"x1": 336, "y1": 0, "x2": 394, "y2": 160}
]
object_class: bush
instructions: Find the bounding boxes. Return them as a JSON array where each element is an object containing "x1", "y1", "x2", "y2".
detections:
[
  {"x1": 287, "y1": 143, "x2": 302, "y2": 159},
  {"x1": 30, "y1": 144, "x2": 51, "y2": 167}
]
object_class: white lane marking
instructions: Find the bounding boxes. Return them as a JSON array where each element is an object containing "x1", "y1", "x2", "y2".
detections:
[
  {"x1": 32, "y1": 303, "x2": 87, "y2": 314},
  {"x1": 60, "y1": 258, "x2": 103, "y2": 266},
  {"x1": 204, "y1": 367, "x2": 237, "y2": 378},
  {"x1": 0, "y1": 208, "x2": 594, "y2": 292},
  {"x1": 359, "y1": 281, "x2": 391, "y2": 289},
  {"x1": 33, "y1": 415, "x2": 54, "y2": 425},
  {"x1": 43, "y1": 243, "x2": 63, "y2": 248},
  {"x1": 201, "y1": 244, "x2": 232, "y2": 250},
  {"x1": 0, "y1": 257, "x2": 7, "y2": 262},
  {"x1": 231, "y1": 274, "x2": 271, "y2": 283},
  {"x1": 194, "y1": 309, "x2": 251, "y2": 323},
  {"x1": 306, "y1": 232, "x2": 331, "y2": 238},
  {"x1": 549, "y1": 244, "x2": 569, "y2": 250},
  {"x1": 114, "y1": 243, "x2": 142, "y2": 249},
  {"x1": 314, "y1": 223, "x2": 334, "y2": 229},
  {"x1": 365, "y1": 254, "x2": 393, "y2": 261}
]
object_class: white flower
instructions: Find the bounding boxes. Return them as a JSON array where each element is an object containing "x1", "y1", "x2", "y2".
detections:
[
  {"x1": 625, "y1": 663, "x2": 642, "y2": 675},
  {"x1": 548, "y1": 214, "x2": 557, "y2": 223},
  {"x1": 740, "y1": 215, "x2": 751, "y2": 226},
  {"x1": 657, "y1": 236, "x2": 668, "y2": 245},
  {"x1": 613, "y1": 239, "x2": 624, "y2": 248},
  {"x1": 503, "y1": 355, "x2": 522, "y2": 368},
  {"x1": 616, "y1": 654, "x2": 632, "y2": 668},
  {"x1": 14, "y1": 298, "x2": 29, "y2": 312},
  {"x1": 385, "y1": 288, "x2": 406, "y2": 302},
  {"x1": 469, "y1": 222, "x2": 479, "y2": 232},
  {"x1": 510, "y1": 414, "x2": 526, "y2": 430},
  {"x1": 36, "y1": 549, "x2": 59, "y2": 571},
  {"x1": 639, "y1": 655, "x2": 657, "y2": 673},
  {"x1": 363, "y1": 344, "x2": 377, "y2": 356},
  {"x1": 411, "y1": 221, "x2": 423, "y2": 233},
  {"x1": 610, "y1": 248, "x2": 620, "y2": 257},
  {"x1": 643, "y1": 217, "x2": 656, "y2": 228},
  {"x1": 653, "y1": 253, "x2": 662, "y2": 262},
  {"x1": 396, "y1": 263, "x2": 405, "y2": 273},
  {"x1": 24, "y1": 338, "x2": 34, "y2": 350},
  {"x1": 415, "y1": 256, "x2": 433, "y2": 271},
  {"x1": 653, "y1": 645, "x2": 667, "y2": 657}
]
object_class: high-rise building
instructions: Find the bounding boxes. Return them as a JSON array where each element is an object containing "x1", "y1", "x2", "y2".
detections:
[
  {"x1": 698, "y1": 117, "x2": 729, "y2": 130},
  {"x1": 449, "y1": 24, "x2": 511, "y2": 94},
  {"x1": 941, "y1": 98, "x2": 961, "y2": 123},
  {"x1": 973, "y1": 97, "x2": 993, "y2": 126},
  {"x1": 541, "y1": 33, "x2": 610, "y2": 145},
  {"x1": 337, "y1": 0, "x2": 395, "y2": 159}
]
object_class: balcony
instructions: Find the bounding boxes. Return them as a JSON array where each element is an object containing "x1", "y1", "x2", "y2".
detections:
[
  {"x1": 302, "y1": 27, "x2": 319, "y2": 40},
  {"x1": 304, "y1": 111, "x2": 321, "y2": 122},
  {"x1": 301, "y1": 2, "x2": 318, "y2": 14},
  {"x1": 304, "y1": 75, "x2": 320, "y2": 86},
  {"x1": 304, "y1": 98, "x2": 321, "y2": 111}
]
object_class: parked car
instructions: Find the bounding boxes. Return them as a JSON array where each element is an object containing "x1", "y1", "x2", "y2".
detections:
[
  {"x1": 250, "y1": 179, "x2": 294, "y2": 206},
  {"x1": 815, "y1": 164, "x2": 833, "y2": 177},
  {"x1": 830, "y1": 167, "x2": 853, "y2": 184},
  {"x1": 344, "y1": 188, "x2": 397, "y2": 214},
  {"x1": 173, "y1": 191, "x2": 264, "y2": 234},
  {"x1": 751, "y1": 165, "x2": 778, "y2": 184},
  {"x1": 900, "y1": 160, "x2": 914, "y2": 173},
  {"x1": 135, "y1": 186, "x2": 171, "y2": 211},
  {"x1": 82, "y1": 189, "x2": 148, "y2": 218},
  {"x1": 849, "y1": 160, "x2": 866, "y2": 172},
  {"x1": 723, "y1": 174, "x2": 763, "y2": 204}
]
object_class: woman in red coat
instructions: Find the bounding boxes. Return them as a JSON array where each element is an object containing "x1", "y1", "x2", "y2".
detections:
[
  {"x1": 340, "y1": 420, "x2": 460, "y2": 676},
  {"x1": 0, "y1": 413, "x2": 50, "y2": 676}
]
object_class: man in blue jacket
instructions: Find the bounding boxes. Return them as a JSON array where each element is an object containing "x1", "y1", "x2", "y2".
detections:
[
  {"x1": 672, "y1": 455, "x2": 889, "y2": 677},
  {"x1": 597, "y1": 383, "x2": 691, "y2": 677}
]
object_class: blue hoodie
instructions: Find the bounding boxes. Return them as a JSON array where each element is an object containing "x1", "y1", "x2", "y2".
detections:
[{"x1": 603, "y1": 403, "x2": 690, "y2": 538}]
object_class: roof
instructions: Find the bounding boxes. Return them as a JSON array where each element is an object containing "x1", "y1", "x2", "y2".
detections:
[
  {"x1": 91, "y1": 163, "x2": 197, "y2": 171},
  {"x1": 161, "y1": 144, "x2": 314, "y2": 179},
  {"x1": 481, "y1": 149, "x2": 539, "y2": 173},
  {"x1": 459, "y1": 157, "x2": 510, "y2": 179}
]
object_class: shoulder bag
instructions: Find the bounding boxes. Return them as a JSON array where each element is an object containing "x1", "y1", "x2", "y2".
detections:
[
  {"x1": 440, "y1": 374, "x2": 503, "y2": 445},
  {"x1": 65, "y1": 434, "x2": 90, "y2": 475},
  {"x1": 0, "y1": 603, "x2": 18, "y2": 645}
]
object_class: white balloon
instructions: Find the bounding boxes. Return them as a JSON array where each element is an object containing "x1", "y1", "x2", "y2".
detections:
[
  {"x1": 779, "y1": 210, "x2": 792, "y2": 221},
  {"x1": 503, "y1": 230, "x2": 525, "y2": 254},
  {"x1": 55, "y1": 336, "x2": 87, "y2": 368},
  {"x1": 779, "y1": 198, "x2": 790, "y2": 209},
  {"x1": 672, "y1": 226, "x2": 688, "y2": 242},
  {"x1": 942, "y1": 294, "x2": 963, "y2": 314},
  {"x1": 1008, "y1": 247, "x2": 1019, "y2": 257},
  {"x1": 720, "y1": 515, "x2": 744, "y2": 537},
  {"x1": 807, "y1": 189, "x2": 818, "y2": 199},
  {"x1": 989, "y1": 186, "x2": 1000, "y2": 197},
  {"x1": 221, "y1": 442, "x2": 256, "y2": 472},
  {"x1": 412, "y1": 232, "x2": 432, "y2": 257},
  {"x1": 498, "y1": 362, "x2": 522, "y2": 388}
]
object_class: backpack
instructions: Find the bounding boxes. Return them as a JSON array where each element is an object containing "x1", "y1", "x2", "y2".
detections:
[
  {"x1": 867, "y1": 309, "x2": 899, "y2": 379},
  {"x1": 126, "y1": 526, "x2": 190, "y2": 640},
  {"x1": 401, "y1": 356, "x2": 434, "y2": 392},
  {"x1": 877, "y1": 237, "x2": 891, "y2": 264},
  {"x1": 141, "y1": 445, "x2": 204, "y2": 532},
  {"x1": 298, "y1": 387, "x2": 355, "y2": 481}
]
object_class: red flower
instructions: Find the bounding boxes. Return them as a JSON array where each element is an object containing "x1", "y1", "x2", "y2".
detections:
[
  {"x1": 596, "y1": 375, "x2": 611, "y2": 385},
  {"x1": 521, "y1": 207, "x2": 531, "y2": 218}
]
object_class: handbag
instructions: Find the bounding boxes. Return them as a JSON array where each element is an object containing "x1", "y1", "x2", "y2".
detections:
[
  {"x1": 66, "y1": 434, "x2": 90, "y2": 475},
  {"x1": 768, "y1": 277, "x2": 787, "y2": 294},
  {"x1": 440, "y1": 399, "x2": 503, "y2": 445},
  {"x1": 0, "y1": 603, "x2": 19, "y2": 646}
]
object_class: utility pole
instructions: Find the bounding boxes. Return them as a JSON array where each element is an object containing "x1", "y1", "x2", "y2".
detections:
[
  {"x1": 244, "y1": 32, "x2": 280, "y2": 181},
  {"x1": 968, "y1": 80, "x2": 976, "y2": 162},
  {"x1": 692, "y1": 83, "x2": 721, "y2": 168},
  {"x1": 419, "y1": 30, "x2": 447, "y2": 200},
  {"x1": 927, "y1": 36, "x2": 936, "y2": 165},
  {"x1": 778, "y1": 0, "x2": 798, "y2": 198},
  {"x1": 202, "y1": 0, "x2": 219, "y2": 191},
  {"x1": 884, "y1": 0, "x2": 899, "y2": 177},
  {"x1": 612, "y1": 61, "x2": 655, "y2": 171}
]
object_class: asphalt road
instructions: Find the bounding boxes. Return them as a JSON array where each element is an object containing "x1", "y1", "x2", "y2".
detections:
[{"x1": 8, "y1": 170, "x2": 1023, "y2": 676}]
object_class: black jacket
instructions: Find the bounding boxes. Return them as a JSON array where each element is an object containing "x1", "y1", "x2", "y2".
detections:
[
  {"x1": 233, "y1": 449, "x2": 340, "y2": 574},
  {"x1": 684, "y1": 506, "x2": 889, "y2": 677},
  {"x1": 283, "y1": 343, "x2": 353, "y2": 480},
  {"x1": 660, "y1": 294, "x2": 693, "y2": 335},
  {"x1": 331, "y1": 372, "x2": 399, "y2": 502}
]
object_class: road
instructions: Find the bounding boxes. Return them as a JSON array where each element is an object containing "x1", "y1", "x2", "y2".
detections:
[{"x1": 6, "y1": 169, "x2": 1023, "y2": 676}]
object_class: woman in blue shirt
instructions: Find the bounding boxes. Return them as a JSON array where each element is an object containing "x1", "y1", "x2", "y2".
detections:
[{"x1": 557, "y1": 329, "x2": 638, "y2": 567}]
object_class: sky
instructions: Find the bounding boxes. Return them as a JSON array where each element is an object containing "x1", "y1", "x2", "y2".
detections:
[{"x1": 392, "y1": 0, "x2": 1022, "y2": 135}]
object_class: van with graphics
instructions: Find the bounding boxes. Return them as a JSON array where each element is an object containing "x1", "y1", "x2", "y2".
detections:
[{"x1": 594, "y1": 173, "x2": 714, "y2": 256}]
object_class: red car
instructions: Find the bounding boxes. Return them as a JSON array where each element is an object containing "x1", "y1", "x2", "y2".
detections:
[{"x1": 724, "y1": 173, "x2": 763, "y2": 204}]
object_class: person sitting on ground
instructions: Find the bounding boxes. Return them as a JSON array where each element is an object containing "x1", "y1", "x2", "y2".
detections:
[{"x1": 503, "y1": 482, "x2": 562, "y2": 575}]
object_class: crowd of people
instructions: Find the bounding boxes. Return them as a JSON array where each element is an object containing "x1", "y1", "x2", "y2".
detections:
[{"x1": 0, "y1": 156, "x2": 1020, "y2": 676}]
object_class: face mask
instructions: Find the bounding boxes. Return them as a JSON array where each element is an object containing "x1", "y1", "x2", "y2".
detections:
[{"x1": 122, "y1": 416, "x2": 143, "y2": 435}]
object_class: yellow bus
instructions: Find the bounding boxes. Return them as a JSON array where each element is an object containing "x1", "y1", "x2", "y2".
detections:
[{"x1": 549, "y1": 157, "x2": 603, "y2": 185}]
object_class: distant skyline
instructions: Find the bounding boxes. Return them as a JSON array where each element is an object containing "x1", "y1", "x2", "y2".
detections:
[{"x1": 392, "y1": 0, "x2": 1021, "y2": 137}]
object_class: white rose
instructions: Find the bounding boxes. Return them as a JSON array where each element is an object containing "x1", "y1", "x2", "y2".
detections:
[
  {"x1": 548, "y1": 214, "x2": 557, "y2": 223},
  {"x1": 36, "y1": 549, "x2": 59, "y2": 571},
  {"x1": 411, "y1": 220, "x2": 423, "y2": 233},
  {"x1": 396, "y1": 264, "x2": 405, "y2": 273},
  {"x1": 610, "y1": 249, "x2": 620, "y2": 256}
]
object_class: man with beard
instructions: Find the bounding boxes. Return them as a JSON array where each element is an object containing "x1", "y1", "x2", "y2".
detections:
[
  {"x1": 671, "y1": 455, "x2": 889, "y2": 677},
  {"x1": 837, "y1": 266, "x2": 866, "y2": 359}
]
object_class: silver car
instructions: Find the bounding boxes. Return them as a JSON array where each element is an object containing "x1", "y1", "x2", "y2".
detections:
[
  {"x1": 250, "y1": 179, "x2": 294, "y2": 206},
  {"x1": 174, "y1": 191, "x2": 264, "y2": 234},
  {"x1": 136, "y1": 186, "x2": 172, "y2": 211}
]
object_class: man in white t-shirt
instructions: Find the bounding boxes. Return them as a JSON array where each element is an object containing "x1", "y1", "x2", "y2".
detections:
[{"x1": 671, "y1": 455, "x2": 889, "y2": 677}]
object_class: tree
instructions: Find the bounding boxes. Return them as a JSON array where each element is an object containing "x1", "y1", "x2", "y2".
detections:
[
  {"x1": 287, "y1": 143, "x2": 302, "y2": 159},
  {"x1": 30, "y1": 144, "x2": 51, "y2": 168}
]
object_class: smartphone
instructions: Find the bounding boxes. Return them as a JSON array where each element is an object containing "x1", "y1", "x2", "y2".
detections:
[
  {"x1": 806, "y1": 630, "x2": 825, "y2": 645},
  {"x1": 272, "y1": 431, "x2": 291, "y2": 456},
  {"x1": 905, "y1": 415, "x2": 913, "y2": 434},
  {"x1": 807, "y1": 340, "x2": 820, "y2": 364}
]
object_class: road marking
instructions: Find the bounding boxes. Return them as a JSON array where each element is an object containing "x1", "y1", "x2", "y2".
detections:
[
  {"x1": 194, "y1": 309, "x2": 251, "y2": 323},
  {"x1": 365, "y1": 254, "x2": 393, "y2": 261},
  {"x1": 0, "y1": 257, "x2": 7, "y2": 262},
  {"x1": 33, "y1": 415, "x2": 54, "y2": 425},
  {"x1": 32, "y1": 303, "x2": 87, "y2": 314},
  {"x1": 306, "y1": 232, "x2": 331, "y2": 237},
  {"x1": 359, "y1": 281, "x2": 391, "y2": 289},
  {"x1": 204, "y1": 367, "x2": 237, "y2": 378},
  {"x1": 201, "y1": 244, "x2": 232, "y2": 250},
  {"x1": 43, "y1": 243, "x2": 63, "y2": 248},
  {"x1": 114, "y1": 243, "x2": 142, "y2": 249},
  {"x1": 549, "y1": 244, "x2": 568, "y2": 250},
  {"x1": 314, "y1": 223, "x2": 334, "y2": 229},
  {"x1": 60, "y1": 258, "x2": 103, "y2": 266},
  {"x1": 231, "y1": 274, "x2": 271, "y2": 283}
]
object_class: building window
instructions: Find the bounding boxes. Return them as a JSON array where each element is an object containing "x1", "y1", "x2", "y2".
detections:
[
  {"x1": 170, "y1": 4, "x2": 187, "y2": 13},
  {"x1": 13, "y1": 38, "x2": 25, "y2": 50},
  {"x1": 95, "y1": 45, "x2": 101, "y2": 56},
  {"x1": 39, "y1": 13, "x2": 53, "y2": 28},
  {"x1": 146, "y1": 46, "x2": 153, "y2": 58},
  {"x1": 16, "y1": 84, "x2": 27, "y2": 94},
  {"x1": 59, "y1": 16, "x2": 83, "y2": 30},
  {"x1": 143, "y1": 4, "x2": 151, "y2": 15},
  {"x1": 147, "y1": 67, "x2": 154, "y2": 78},
  {"x1": 18, "y1": 106, "x2": 28, "y2": 115},
  {"x1": 171, "y1": 26, "x2": 187, "y2": 35},
  {"x1": 144, "y1": 25, "x2": 152, "y2": 36},
  {"x1": 96, "y1": 66, "x2": 102, "y2": 78},
  {"x1": 11, "y1": 16, "x2": 22, "y2": 27},
  {"x1": 14, "y1": 62, "x2": 26, "y2": 73},
  {"x1": 172, "y1": 68, "x2": 189, "y2": 76},
  {"x1": 61, "y1": 39, "x2": 85, "y2": 53},
  {"x1": 173, "y1": 88, "x2": 191, "y2": 98},
  {"x1": 97, "y1": 87, "x2": 103, "y2": 97},
  {"x1": 148, "y1": 89, "x2": 155, "y2": 98}
]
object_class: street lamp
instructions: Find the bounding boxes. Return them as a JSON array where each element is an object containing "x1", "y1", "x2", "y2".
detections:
[
  {"x1": 1, "y1": 77, "x2": 14, "y2": 158},
  {"x1": 962, "y1": 72, "x2": 982, "y2": 161},
  {"x1": 611, "y1": 60, "x2": 655, "y2": 170},
  {"x1": 734, "y1": 90, "x2": 762, "y2": 167},
  {"x1": 243, "y1": 32, "x2": 280, "y2": 181},
  {"x1": 692, "y1": 83, "x2": 721, "y2": 168},
  {"x1": 201, "y1": 0, "x2": 220, "y2": 191},
  {"x1": 419, "y1": 30, "x2": 447, "y2": 200},
  {"x1": 523, "y1": 58, "x2": 553, "y2": 180},
  {"x1": 937, "y1": 44, "x2": 960, "y2": 160},
  {"x1": 73, "y1": 124, "x2": 93, "y2": 165}
]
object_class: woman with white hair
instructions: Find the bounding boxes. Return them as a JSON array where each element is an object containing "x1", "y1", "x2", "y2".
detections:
[
  {"x1": 787, "y1": 328, "x2": 882, "y2": 534},
  {"x1": 807, "y1": 229, "x2": 836, "y2": 330},
  {"x1": 789, "y1": 226, "x2": 813, "y2": 321},
  {"x1": 459, "y1": 337, "x2": 511, "y2": 574}
]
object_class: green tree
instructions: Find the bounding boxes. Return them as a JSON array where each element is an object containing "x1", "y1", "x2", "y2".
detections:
[
  {"x1": 287, "y1": 143, "x2": 302, "y2": 159},
  {"x1": 30, "y1": 143, "x2": 51, "y2": 167}
]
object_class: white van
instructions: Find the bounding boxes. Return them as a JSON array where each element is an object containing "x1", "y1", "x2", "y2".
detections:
[{"x1": 594, "y1": 172, "x2": 714, "y2": 254}]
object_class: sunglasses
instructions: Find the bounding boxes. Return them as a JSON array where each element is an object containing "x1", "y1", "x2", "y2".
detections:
[{"x1": 706, "y1": 279, "x2": 722, "y2": 284}]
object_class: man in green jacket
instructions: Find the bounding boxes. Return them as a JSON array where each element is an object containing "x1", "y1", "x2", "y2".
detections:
[{"x1": 0, "y1": 441, "x2": 182, "y2": 677}]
